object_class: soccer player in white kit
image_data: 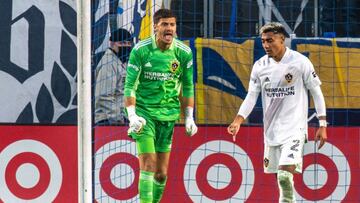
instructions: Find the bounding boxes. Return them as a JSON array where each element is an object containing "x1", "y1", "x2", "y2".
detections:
[{"x1": 227, "y1": 22, "x2": 327, "y2": 202}]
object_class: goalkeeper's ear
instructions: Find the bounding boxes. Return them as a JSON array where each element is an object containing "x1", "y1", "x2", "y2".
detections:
[{"x1": 153, "y1": 24, "x2": 158, "y2": 34}]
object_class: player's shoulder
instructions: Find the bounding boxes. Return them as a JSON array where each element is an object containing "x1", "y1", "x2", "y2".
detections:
[
  {"x1": 254, "y1": 55, "x2": 270, "y2": 68},
  {"x1": 174, "y1": 38, "x2": 192, "y2": 55},
  {"x1": 133, "y1": 37, "x2": 152, "y2": 51},
  {"x1": 288, "y1": 48, "x2": 311, "y2": 64}
]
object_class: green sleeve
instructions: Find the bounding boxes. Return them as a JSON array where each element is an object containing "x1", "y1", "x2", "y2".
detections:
[
  {"x1": 124, "y1": 48, "x2": 142, "y2": 97},
  {"x1": 182, "y1": 50, "x2": 194, "y2": 98}
]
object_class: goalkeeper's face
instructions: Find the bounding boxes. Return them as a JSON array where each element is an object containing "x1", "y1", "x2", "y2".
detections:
[{"x1": 154, "y1": 17, "x2": 177, "y2": 45}]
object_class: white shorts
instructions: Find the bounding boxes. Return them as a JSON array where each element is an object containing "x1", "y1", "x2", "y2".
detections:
[{"x1": 263, "y1": 135, "x2": 305, "y2": 174}]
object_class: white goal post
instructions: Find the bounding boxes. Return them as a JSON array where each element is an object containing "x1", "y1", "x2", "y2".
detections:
[{"x1": 77, "y1": 0, "x2": 92, "y2": 202}]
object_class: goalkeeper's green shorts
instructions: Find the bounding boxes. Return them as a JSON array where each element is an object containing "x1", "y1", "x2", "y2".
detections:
[{"x1": 128, "y1": 113, "x2": 175, "y2": 154}]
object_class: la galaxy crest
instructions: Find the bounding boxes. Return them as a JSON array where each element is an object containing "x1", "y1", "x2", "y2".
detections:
[
  {"x1": 170, "y1": 60, "x2": 180, "y2": 73},
  {"x1": 285, "y1": 73, "x2": 293, "y2": 83}
]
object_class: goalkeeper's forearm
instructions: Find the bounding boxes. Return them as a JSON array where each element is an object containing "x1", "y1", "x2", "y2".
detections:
[
  {"x1": 124, "y1": 96, "x2": 136, "y2": 107},
  {"x1": 181, "y1": 97, "x2": 194, "y2": 108},
  {"x1": 181, "y1": 97, "x2": 195, "y2": 120}
]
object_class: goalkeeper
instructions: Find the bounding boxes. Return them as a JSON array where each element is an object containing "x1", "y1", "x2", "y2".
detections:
[
  {"x1": 124, "y1": 9, "x2": 197, "y2": 203},
  {"x1": 228, "y1": 22, "x2": 327, "y2": 202}
]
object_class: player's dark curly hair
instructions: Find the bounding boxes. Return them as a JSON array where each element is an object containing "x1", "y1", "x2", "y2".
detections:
[{"x1": 153, "y1": 9, "x2": 177, "y2": 24}]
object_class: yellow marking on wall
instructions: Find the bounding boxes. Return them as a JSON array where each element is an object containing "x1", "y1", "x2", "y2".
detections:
[
  {"x1": 195, "y1": 38, "x2": 206, "y2": 123},
  {"x1": 139, "y1": 0, "x2": 153, "y2": 40},
  {"x1": 202, "y1": 39, "x2": 254, "y2": 90},
  {"x1": 332, "y1": 38, "x2": 346, "y2": 97},
  {"x1": 192, "y1": 38, "x2": 254, "y2": 124},
  {"x1": 296, "y1": 42, "x2": 360, "y2": 108}
]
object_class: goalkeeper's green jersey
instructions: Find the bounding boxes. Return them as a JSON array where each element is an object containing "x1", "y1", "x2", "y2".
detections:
[{"x1": 124, "y1": 35, "x2": 194, "y2": 121}]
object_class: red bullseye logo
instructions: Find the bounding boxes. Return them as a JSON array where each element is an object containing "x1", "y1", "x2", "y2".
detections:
[
  {"x1": 183, "y1": 140, "x2": 254, "y2": 202},
  {"x1": 0, "y1": 139, "x2": 62, "y2": 202},
  {"x1": 94, "y1": 139, "x2": 139, "y2": 202},
  {"x1": 5, "y1": 152, "x2": 50, "y2": 200},
  {"x1": 196, "y1": 153, "x2": 242, "y2": 201},
  {"x1": 294, "y1": 141, "x2": 351, "y2": 201}
]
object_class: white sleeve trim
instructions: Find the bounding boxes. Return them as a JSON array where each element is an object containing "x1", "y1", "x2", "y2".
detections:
[
  {"x1": 237, "y1": 91, "x2": 260, "y2": 119},
  {"x1": 309, "y1": 85, "x2": 326, "y2": 117}
]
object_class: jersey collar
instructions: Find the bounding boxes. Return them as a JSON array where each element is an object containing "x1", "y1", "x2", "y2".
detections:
[
  {"x1": 278, "y1": 47, "x2": 290, "y2": 63},
  {"x1": 283, "y1": 47, "x2": 290, "y2": 59},
  {"x1": 269, "y1": 47, "x2": 290, "y2": 64},
  {"x1": 151, "y1": 34, "x2": 175, "y2": 50}
]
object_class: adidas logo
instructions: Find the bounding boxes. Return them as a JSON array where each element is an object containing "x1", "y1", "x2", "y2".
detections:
[
  {"x1": 145, "y1": 62, "x2": 152, "y2": 68},
  {"x1": 288, "y1": 153, "x2": 294, "y2": 159},
  {"x1": 265, "y1": 77, "x2": 270, "y2": 82}
]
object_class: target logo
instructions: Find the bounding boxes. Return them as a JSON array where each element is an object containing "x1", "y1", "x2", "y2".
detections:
[
  {"x1": 94, "y1": 128, "x2": 139, "y2": 202},
  {"x1": 0, "y1": 140, "x2": 62, "y2": 202},
  {"x1": 0, "y1": 126, "x2": 78, "y2": 203},
  {"x1": 295, "y1": 141, "x2": 351, "y2": 202},
  {"x1": 183, "y1": 140, "x2": 254, "y2": 202},
  {"x1": 94, "y1": 126, "x2": 359, "y2": 202}
]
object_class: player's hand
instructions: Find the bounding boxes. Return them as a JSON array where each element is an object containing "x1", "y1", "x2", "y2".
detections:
[
  {"x1": 128, "y1": 114, "x2": 146, "y2": 133},
  {"x1": 184, "y1": 106, "x2": 197, "y2": 136},
  {"x1": 315, "y1": 127, "x2": 327, "y2": 150},
  {"x1": 185, "y1": 118, "x2": 198, "y2": 136},
  {"x1": 227, "y1": 115, "x2": 244, "y2": 142},
  {"x1": 227, "y1": 122, "x2": 240, "y2": 142},
  {"x1": 126, "y1": 105, "x2": 146, "y2": 134}
]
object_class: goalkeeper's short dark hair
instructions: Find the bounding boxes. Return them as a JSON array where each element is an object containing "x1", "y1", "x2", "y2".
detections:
[
  {"x1": 153, "y1": 9, "x2": 177, "y2": 24},
  {"x1": 260, "y1": 22, "x2": 289, "y2": 37}
]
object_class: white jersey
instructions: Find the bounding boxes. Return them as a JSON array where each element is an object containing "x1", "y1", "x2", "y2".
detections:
[{"x1": 249, "y1": 47, "x2": 321, "y2": 146}]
